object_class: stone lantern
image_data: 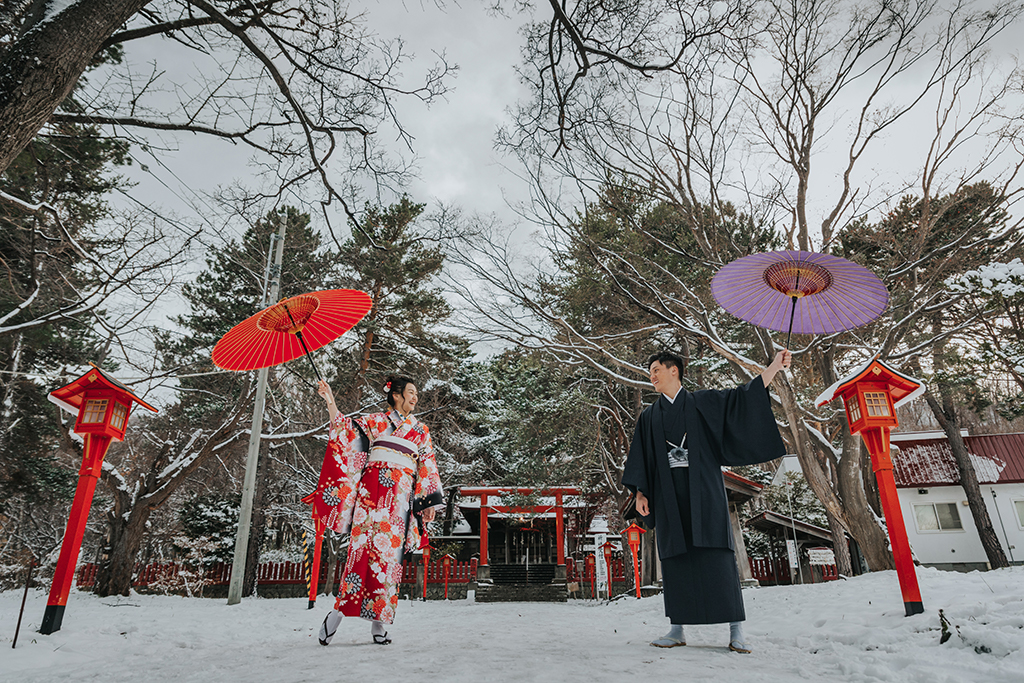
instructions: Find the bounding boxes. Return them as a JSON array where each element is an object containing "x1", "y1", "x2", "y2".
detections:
[
  {"x1": 816, "y1": 357, "x2": 925, "y2": 616},
  {"x1": 41, "y1": 365, "x2": 157, "y2": 634}
]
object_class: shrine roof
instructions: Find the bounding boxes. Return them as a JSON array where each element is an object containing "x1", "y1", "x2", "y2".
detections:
[
  {"x1": 745, "y1": 510, "x2": 834, "y2": 542},
  {"x1": 815, "y1": 357, "x2": 925, "y2": 408},
  {"x1": 724, "y1": 470, "x2": 764, "y2": 500},
  {"x1": 891, "y1": 432, "x2": 1024, "y2": 487}
]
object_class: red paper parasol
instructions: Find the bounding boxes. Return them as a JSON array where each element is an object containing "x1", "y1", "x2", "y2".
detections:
[
  {"x1": 212, "y1": 289, "x2": 372, "y2": 378},
  {"x1": 711, "y1": 250, "x2": 888, "y2": 348}
]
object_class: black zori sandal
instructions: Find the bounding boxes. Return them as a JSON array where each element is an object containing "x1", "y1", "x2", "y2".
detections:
[{"x1": 373, "y1": 632, "x2": 392, "y2": 645}]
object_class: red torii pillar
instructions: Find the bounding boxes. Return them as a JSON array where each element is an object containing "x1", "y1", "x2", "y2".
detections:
[
  {"x1": 479, "y1": 493, "x2": 490, "y2": 582},
  {"x1": 555, "y1": 491, "x2": 566, "y2": 580}
]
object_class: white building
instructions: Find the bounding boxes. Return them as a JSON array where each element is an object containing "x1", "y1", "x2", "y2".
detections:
[{"x1": 891, "y1": 431, "x2": 1024, "y2": 571}]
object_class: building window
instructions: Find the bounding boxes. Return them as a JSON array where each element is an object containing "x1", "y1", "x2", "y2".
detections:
[
  {"x1": 1014, "y1": 500, "x2": 1024, "y2": 529},
  {"x1": 863, "y1": 391, "x2": 891, "y2": 417},
  {"x1": 80, "y1": 399, "x2": 108, "y2": 424},
  {"x1": 913, "y1": 503, "x2": 963, "y2": 532}
]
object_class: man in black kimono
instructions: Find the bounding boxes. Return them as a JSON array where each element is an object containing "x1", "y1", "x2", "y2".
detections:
[{"x1": 622, "y1": 349, "x2": 791, "y2": 653}]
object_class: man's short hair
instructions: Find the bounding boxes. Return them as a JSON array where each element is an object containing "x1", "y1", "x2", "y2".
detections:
[{"x1": 647, "y1": 351, "x2": 685, "y2": 377}]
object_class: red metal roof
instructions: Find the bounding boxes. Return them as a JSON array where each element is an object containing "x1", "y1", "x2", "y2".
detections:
[{"x1": 891, "y1": 433, "x2": 1024, "y2": 487}]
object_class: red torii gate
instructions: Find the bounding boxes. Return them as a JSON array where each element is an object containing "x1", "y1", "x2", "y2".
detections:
[{"x1": 459, "y1": 486, "x2": 580, "y2": 582}]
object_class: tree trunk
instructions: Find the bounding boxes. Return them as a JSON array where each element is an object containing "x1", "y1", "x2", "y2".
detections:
[
  {"x1": 825, "y1": 508, "x2": 853, "y2": 577},
  {"x1": 0, "y1": 0, "x2": 153, "y2": 174},
  {"x1": 442, "y1": 487, "x2": 457, "y2": 536},
  {"x1": 96, "y1": 502, "x2": 151, "y2": 597},
  {"x1": 837, "y1": 428, "x2": 895, "y2": 570},
  {"x1": 923, "y1": 389, "x2": 1009, "y2": 568}
]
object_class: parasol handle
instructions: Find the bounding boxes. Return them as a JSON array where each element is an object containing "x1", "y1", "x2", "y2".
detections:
[
  {"x1": 785, "y1": 271, "x2": 801, "y2": 351},
  {"x1": 283, "y1": 304, "x2": 324, "y2": 383}
]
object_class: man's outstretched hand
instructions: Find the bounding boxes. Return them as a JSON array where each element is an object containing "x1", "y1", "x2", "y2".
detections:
[{"x1": 760, "y1": 349, "x2": 792, "y2": 387}]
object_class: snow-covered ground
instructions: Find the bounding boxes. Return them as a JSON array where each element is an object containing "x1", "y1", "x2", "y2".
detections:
[{"x1": 2, "y1": 566, "x2": 1022, "y2": 682}]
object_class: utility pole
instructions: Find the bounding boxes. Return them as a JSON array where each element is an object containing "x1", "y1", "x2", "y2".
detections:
[{"x1": 228, "y1": 211, "x2": 287, "y2": 605}]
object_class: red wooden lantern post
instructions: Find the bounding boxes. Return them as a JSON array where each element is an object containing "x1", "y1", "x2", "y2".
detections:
[
  {"x1": 442, "y1": 554, "x2": 453, "y2": 600},
  {"x1": 601, "y1": 541, "x2": 616, "y2": 599},
  {"x1": 421, "y1": 545, "x2": 431, "y2": 601},
  {"x1": 817, "y1": 357, "x2": 926, "y2": 617},
  {"x1": 585, "y1": 554, "x2": 596, "y2": 600},
  {"x1": 623, "y1": 523, "x2": 645, "y2": 599},
  {"x1": 41, "y1": 366, "x2": 157, "y2": 634}
]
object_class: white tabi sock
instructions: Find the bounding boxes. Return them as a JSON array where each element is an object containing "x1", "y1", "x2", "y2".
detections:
[
  {"x1": 665, "y1": 624, "x2": 685, "y2": 642},
  {"x1": 650, "y1": 623, "x2": 685, "y2": 648},
  {"x1": 318, "y1": 609, "x2": 343, "y2": 646},
  {"x1": 729, "y1": 621, "x2": 744, "y2": 643},
  {"x1": 371, "y1": 620, "x2": 386, "y2": 637}
]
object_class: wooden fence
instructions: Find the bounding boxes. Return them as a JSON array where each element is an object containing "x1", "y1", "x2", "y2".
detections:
[
  {"x1": 748, "y1": 556, "x2": 839, "y2": 585},
  {"x1": 76, "y1": 558, "x2": 480, "y2": 589}
]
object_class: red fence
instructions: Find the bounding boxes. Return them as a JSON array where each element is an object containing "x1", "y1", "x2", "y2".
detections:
[
  {"x1": 77, "y1": 561, "x2": 310, "y2": 588},
  {"x1": 566, "y1": 557, "x2": 629, "y2": 583},
  {"x1": 399, "y1": 559, "x2": 477, "y2": 584},
  {"x1": 748, "y1": 556, "x2": 839, "y2": 585},
  {"x1": 77, "y1": 558, "x2": 480, "y2": 589}
]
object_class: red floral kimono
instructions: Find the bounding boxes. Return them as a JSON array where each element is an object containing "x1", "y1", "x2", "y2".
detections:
[{"x1": 309, "y1": 409, "x2": 443, "y2": 624}]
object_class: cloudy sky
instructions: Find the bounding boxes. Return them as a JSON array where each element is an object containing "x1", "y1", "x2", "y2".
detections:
[{"x1": 112, "y1": 2, "x2": 536, "y2": 245}]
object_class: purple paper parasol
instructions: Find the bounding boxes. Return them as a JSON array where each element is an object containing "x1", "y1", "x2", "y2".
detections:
[{"x1": 711, "y1": 250, "x2": 888, "y2": 345}]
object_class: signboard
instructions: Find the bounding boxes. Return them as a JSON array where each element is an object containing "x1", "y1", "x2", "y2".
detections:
[
  {"x1": 594, "y1": 532, "x2": 608, "y2": 596},
  {"x1": 786, "y1": 539, "x2": 799, "y2": 568},
  {"x1": 807, "y1": 547, "x2": 836, "y2": 566}
]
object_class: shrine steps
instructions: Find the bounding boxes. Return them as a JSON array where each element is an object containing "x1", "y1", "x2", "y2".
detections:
[{"x1": 475, "y1": 563, "x2": 567, "y2": 603}]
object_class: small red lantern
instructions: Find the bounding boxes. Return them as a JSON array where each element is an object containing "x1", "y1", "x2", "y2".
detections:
[
  {"x1": 41, "y1": 366, "x2": 157, "y2": 635},
  {"x1": 585, "y1": 554, "x2": 596, "y2": 600},
  {"x1": 817, "y1": 357, "x2": 925, "y2": 616},
  {"x1": 623, "y1": 523, "x2": 645, "y2": 598},
  {"x1": 601, "y1": 541, "x2": 616, "y2": 599},
  {"x1": 421, "y1": 545, "x2": 431, "y2": 600},
  {"x1": 442, "y1": 554, "x2": 453, "y2": 600}
]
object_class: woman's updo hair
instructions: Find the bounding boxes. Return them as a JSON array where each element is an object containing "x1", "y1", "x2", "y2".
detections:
[{"x1": 383, "y1": 375, "x2": 416, "y2": 407}]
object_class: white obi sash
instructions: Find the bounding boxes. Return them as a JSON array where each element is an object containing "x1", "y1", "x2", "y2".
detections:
[{"x1": 367, "y1": 434, "x2": 418, "y2": 470}]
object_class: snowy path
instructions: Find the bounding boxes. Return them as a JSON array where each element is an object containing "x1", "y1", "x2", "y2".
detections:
[{"x1": 2, "y1": 566, "x2": 1022, "y2": 682}]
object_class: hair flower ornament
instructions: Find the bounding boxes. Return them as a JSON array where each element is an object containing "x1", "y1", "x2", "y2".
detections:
[{"x1": 383, "y1": 381, "x2": 392, "y2": 392}]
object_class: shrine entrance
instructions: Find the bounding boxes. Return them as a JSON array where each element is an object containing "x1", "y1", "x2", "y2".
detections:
[{"x1": 457, "y1": 487, "x2": 583, "y2": 601}]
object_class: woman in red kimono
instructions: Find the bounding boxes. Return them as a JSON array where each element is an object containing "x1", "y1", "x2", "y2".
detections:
[{"x1": 314, "y1": 375, "x2": 443, "y2": 646}]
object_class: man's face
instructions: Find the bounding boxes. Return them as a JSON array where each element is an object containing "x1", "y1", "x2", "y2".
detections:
[{"x1": 649, "y1": 361, "x2": 679, "y2": 392}]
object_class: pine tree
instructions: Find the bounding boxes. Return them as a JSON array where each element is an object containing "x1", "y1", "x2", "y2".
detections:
[{"x1": 0, "y1": 58, "x2": 128, "y2": 514}]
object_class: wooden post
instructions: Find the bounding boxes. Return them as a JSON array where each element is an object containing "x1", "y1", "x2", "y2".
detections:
[
  {"x1": 307, "y1": 517, "x2": 325, "y2": 609},
  {"x1": 228, "y1": 213, "x2": 286, "y2": 606}
]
